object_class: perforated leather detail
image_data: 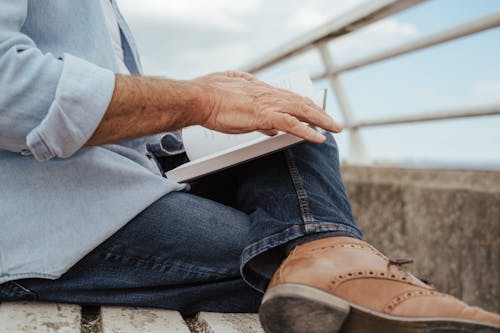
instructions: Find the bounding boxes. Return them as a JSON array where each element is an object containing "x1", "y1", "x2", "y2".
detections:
[
  {"x1": 327, "y1": 269, "x2": 432, "y2": 291},
  {"x1": 383, "y1": 290, "x2": 445, "y2": 313}
]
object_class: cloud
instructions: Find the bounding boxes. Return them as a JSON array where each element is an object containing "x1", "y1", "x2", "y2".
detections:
[
  {"x1": 286, "y1": 0, "x2": 365, "y2": 32},
  {"x1": 287, "y1": 8, "x2": 330, "y2": 31},
  {"x1": 328, "y1": 18, "x2": 418, "y2": 62},
  {"x1": 116, "y1": 0, "x2": 418, "y2": 79},
  {"x1": 117, "y1": 0, "x2": 261, "y2": 30},
  {"x1": 470, "y1": 80, "x2": 500, "y2": 104},
  {"x1": 475, "y1": 80, "x2": 500, "y2": 94}
]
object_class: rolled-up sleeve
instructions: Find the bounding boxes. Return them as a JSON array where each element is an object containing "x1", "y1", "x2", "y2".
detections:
[
  {"x1": 0, "y1": 0, "x2": 115, "y2": 161},
  {"x1": 25, "y1": 54, "x2": 115, "y2": 160}
]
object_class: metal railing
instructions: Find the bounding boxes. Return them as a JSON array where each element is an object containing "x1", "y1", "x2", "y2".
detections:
[{"x1": 241, "y1": 0, "x2": 500, "y2": 163}]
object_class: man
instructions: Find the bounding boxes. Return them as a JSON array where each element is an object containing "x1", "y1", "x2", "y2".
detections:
[{"x1": 0, "y1": 1, "x2": 498, "y2": 332}]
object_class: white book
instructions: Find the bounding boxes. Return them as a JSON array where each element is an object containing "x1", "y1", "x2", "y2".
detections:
[{"x1": 165, "y1": 71, "x2": 327, "y2": 183}]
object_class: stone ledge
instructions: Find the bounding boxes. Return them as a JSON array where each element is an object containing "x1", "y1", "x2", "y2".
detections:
[
  {"x1": 342, "y1": 165, "x2": 500, "y2": 313},
  {"x1": 0, "y1": 303, "x2": 263, "y2": 333},
  {"x1": 341, "y1": 164, "x2": 500, "y2": 192}
]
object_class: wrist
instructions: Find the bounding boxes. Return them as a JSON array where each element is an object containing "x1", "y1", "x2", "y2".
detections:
[{"x1": 174, "y1": 79, "x2": 213, "y2": 127}]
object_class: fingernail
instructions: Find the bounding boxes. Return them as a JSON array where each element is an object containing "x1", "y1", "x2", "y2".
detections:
[
  {"x1": 332, "y1": 122, "x2": 343, "y2": 132},
  {"x1": 325, "y1": 117, "x2": 340, "y2": 132}
]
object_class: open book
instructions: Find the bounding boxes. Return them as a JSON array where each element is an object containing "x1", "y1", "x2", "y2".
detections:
[{"x1": 165, "y1": 71, "x2": 327, "y2": 183}]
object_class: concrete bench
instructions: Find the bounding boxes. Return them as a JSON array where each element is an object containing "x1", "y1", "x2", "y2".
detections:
[{"x1": 0, "y1": 302, "x2": 264, "y2": 333}]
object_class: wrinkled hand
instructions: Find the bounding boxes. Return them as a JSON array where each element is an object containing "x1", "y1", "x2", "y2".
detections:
[{"x1": 193, "y1": 71, "x2": 342, "y2": 143}]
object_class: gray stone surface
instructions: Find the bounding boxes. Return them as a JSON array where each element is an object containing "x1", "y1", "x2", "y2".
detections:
[
  {"x1": 101, "y1": 306, "x2": 190, "y2": 333},
  {"x1": 341, "y1": 165, "x2": 500, "y2": 313},
  {"x1": 0, "y1": 302, "x2": 81, "y2": 333},
  {"x1": 0, "y1": 303, "x2": 264, "y2": 333},
  {"x1": 195, "y1": 312, "x2": 264, "y2": 333}
]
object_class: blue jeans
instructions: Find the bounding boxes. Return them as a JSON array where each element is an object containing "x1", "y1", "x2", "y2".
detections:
[{"x1": 0, "y1": 133, "x2": 362, "y2": 315}]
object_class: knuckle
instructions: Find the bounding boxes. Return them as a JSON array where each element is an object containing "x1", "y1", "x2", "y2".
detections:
[
  {"x1": 240, "y1": 71, "x2": 255, "y2": 80},
  {"x1": 283, "y1": 114, "x2": 299, "y2": 128},
  {"x1": 293, "y1": 97, "x2": 308, "y2": 113},
  {"x1": 223, "y1": 70, "x2": 255, "y2": 81},
  {"x1": 303, "y1": 97, "x2": 316, "y2": 106},
  {"x1": 298, "y1": 102, "x2": 312, "y2": 116},
  {"x1": 260, "y1": 112, "x2": 274, "y2": 129}
]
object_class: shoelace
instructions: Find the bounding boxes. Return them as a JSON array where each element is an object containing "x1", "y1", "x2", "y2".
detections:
[
  {"x1": 388, "y1": 258, "x2": 433, "y2": 287},
  {"x1": 388, "y1": 258, "x2": 414, "y2": 266}
]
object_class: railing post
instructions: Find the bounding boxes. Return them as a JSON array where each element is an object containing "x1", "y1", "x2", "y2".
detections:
[{"x1": 316, "y1": 42, "x2": 370, "y2": 164}]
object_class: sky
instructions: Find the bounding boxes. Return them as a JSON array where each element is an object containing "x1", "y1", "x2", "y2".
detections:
[{"x1": 117, "y1": 0, "x2": 500, "y2": 169}]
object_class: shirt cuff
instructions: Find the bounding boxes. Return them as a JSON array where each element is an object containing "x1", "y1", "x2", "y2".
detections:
[{"x1": 26, "y1": 53, "x2": 116, "y2": 161}]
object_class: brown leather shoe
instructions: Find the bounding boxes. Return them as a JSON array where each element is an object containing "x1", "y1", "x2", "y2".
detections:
[{"x1": 259, "y1": 237, "x2": 500, "y2": 333}]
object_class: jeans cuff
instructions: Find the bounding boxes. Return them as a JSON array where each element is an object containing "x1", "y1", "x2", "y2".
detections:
[
  {"x1": 283, "y1": 231, "x2": 361, "y2": 255},
  {"x1": 239, "y1": 222, "x2": 363, "y2": 293}
]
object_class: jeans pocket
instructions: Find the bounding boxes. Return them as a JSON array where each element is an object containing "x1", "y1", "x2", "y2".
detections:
[{"x1": 0, "y1": 281, "x2": 37, "y2": 301}]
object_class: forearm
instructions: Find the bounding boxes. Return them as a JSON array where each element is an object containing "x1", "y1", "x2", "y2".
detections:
[{"x1": 86, "y1": 75, "x2": 206, "y2": 146}]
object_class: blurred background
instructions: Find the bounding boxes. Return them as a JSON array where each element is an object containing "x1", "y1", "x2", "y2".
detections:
[{"x1": 117, "y1": 0, "x2": 500, "y2": 168}]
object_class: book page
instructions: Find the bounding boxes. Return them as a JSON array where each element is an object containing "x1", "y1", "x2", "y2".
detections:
[
  {"x1": 182, "y1": 71, "x2": 318, "y2": 162},
  {"x1": 182, "y1": 128, "x2": 263, "y2": 162},
  {"x1": 266, "y1": 70, "x2": 316, "y2": 100}
]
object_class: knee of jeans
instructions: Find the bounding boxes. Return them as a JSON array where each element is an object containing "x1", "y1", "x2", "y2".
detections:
[{"x1": 323, "y1": 131, "x2": 339, "y2": 150}]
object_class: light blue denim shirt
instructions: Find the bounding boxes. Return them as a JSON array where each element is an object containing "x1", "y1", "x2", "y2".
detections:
[{"x1": 0, "y1": 1, "x2": 189, "y2": 284}]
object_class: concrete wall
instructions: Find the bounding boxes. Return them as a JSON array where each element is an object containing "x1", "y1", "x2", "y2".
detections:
[{"x1": 341, "y1": 165, "x2": 500, "y2": 313}]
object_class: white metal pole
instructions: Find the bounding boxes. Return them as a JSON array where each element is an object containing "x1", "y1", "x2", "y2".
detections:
[
  {"x1": 317, "y1": 42, "x2": 370, "y2": 164},
  {"x1": 312, "y1": 10, "x2": 500, "y2": 80}
]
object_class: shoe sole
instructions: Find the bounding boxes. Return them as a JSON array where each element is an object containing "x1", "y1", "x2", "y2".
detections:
[{"x1": 259, "y1": 284, "x2": 500, "y2": 333}]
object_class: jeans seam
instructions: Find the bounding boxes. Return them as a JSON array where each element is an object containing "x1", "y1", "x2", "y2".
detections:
[
  {"x1": 284, "y1": 149, "x2": 316, "y2": 234},
  {"x1": 10, "y1": 281, "x2": 37, "y2": 296},
  {"x1": 240, "y1": 225, "x2": 306, "y2": 262},
  {"x1": 0, "y1": 281, "x2": 37, "y2": 299},
  {"x1": 96, "y1": 250, "x2": 235, "y2": 278}
]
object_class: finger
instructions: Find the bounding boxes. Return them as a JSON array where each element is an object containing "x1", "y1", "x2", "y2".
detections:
[
  {"x1": 258, "y1": 129, "x2": 280, "y2": 136},
  {"x1": 293, "y1": 104, "x2": 343, "y2": 133},
  {"x1": 299, "y1": 105, "x2": 342, "y2": 133},
  {"x1": 271, "y1": 113, "x2": 326, "y2": 143},
  {"x1": 302, "y1": 96, "x2": 323, "y2": 110}
]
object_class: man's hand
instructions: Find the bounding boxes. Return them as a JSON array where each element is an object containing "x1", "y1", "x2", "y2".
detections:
[
  {"x1": 86, "y1": 72, "x2": 342, "y2": 147},
  {"x1": 193, "y1": 71, "x2": 342, "y2": 143}
]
